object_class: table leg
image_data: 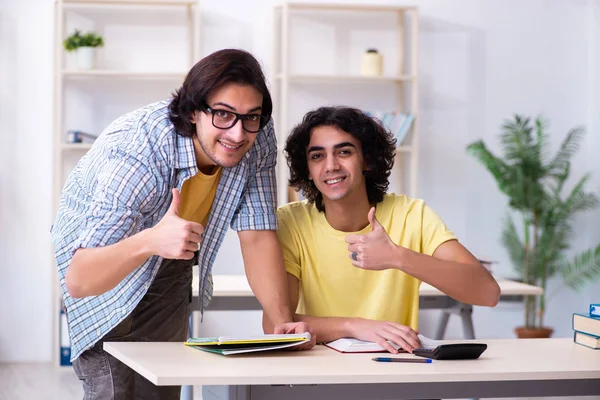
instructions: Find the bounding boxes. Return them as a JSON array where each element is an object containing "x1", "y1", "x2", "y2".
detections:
[
  {"x1": 459, "y1": 303, "x2": 475, "y2": 340},
  {"x1": 180, "y1": 312, "x2": 194, "y2": 400},
  {"x1": 434, "y1": 311, "x2": 450, "y2": 340}
]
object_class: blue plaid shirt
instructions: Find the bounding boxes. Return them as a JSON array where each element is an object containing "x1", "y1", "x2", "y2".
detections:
[{"x1": 51, "y1": 100, "x2": 278, "y2": 360}]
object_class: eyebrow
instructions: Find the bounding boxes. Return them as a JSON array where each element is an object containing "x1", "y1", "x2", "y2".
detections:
[
  {"x1": 307, "y1": 142, "x2": 357, "y2": 154},
  {"x1": 212, "y1": 102, "x2": 262, "y2": 113}
]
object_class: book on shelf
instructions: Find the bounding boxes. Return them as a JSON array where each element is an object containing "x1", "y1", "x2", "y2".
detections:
[
  {"x1": 365, "y1": 111, "x2": 414, "y2": 146},
  {"x1": 574, "y1": 331, "x2": 600, "y2": 350},
  {"x1": 590, "y1": 303, "x2": 600, "y2": 317},
  {"x1": 572, "y1": 313, "x2": 600, "y2": 336},
  {"x1": 184, "y1": 333, "x2": 311, "y2": 355},
  {"x1": 325, "y1": 334, "x2": 439, "y2": 354}
]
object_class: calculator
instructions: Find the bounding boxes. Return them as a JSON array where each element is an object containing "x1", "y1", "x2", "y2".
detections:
[{"x1": 412, "y1": 343, "x2": 487, "y2": 360}]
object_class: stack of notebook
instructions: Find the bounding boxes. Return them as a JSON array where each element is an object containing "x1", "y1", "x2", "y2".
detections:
[{"x1": 572, "y1": 304, "x2": 600, "y2": 349}]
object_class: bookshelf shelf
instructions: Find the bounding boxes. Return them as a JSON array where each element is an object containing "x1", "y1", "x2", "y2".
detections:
[
  {"x1": 62, "y1": 70, "x2": 187, "y2": 80},
  {"x1": 276, "y1": 74, "x2": 416, "y2": 83},
  {"x1": 61, "y1": 143, "x2": 94, "y2": 151},
  {"x1": 63, "y1": 0, "x2": 197, "y2": 6}
]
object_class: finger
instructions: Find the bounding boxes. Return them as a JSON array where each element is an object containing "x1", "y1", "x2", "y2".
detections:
[
  {"x1": 167, "y1": 189, "x2": 180, "y2": 216},
  {"x1": 368, "y1": 207, "x2": 383, "y2": 232},
  {"x1": 184, "y1": 240, "x2": 200, "y2": 253},
  {"x1": 188, "y1": 222, "x2": 204, "y2": 235},
  {"x1": 273, "y1": 324, "x2": 289, "y2": 335},
  {"x1": 178, "y1": 250, "x2": 195, "y2": 260},
  {"x1": 389, "y1": 324, "x2": 421, "y2": 348},
  {"x1": 382, "y1": 328, "x2": 417, "y2": 353},
  {"x1": 374, "y1": 337, "x2": 398, "y2": 354},
  {"x1": 345, "y1": 234, "x2": 360, "y2": 244},
  {"x1": 347, "y1": 244, "x2": 358, "y2": 252},
  {"x1": 187, "y1": 232, "x2": 202, "y2": 244}
]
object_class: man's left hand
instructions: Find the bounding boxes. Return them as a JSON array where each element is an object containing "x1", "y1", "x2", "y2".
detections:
[{"x1": 274, "y1": 321, "x2": 316, "y2": 350}]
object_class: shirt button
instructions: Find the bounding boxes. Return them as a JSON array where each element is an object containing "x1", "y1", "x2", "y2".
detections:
[
  {"x1": 121, "y1": 308, "x2": 127, "y2": 315},
  {"x1": 97, "y1": 330, "x2": 101, "y2": 337}
]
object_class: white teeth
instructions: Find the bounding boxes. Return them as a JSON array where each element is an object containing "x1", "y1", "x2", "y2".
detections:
[
  {"x1": 220, "y1": 141, "x2": 241, "y2": 149},
  {"x1": 325, "y1": 177, "x2": 344, "y2": 184}
]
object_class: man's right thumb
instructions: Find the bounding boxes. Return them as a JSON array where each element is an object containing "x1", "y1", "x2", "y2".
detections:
[{"x1": 168, "y1": 188, "x2": 180, "y2": 216}]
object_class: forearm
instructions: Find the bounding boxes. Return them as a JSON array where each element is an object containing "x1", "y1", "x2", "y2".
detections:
[
  {"x1": 241, "y1": 231, "x2": 293, "y2": 326},
  {"x1": 294, "y1": 314, "x2": 353, "y2": 343},
  {"x1": 397, "y1": 249, "x2": 500, "y2": 306},
  {"x1": 66, "y1": 229, "x2": 154, "y2": 298}
]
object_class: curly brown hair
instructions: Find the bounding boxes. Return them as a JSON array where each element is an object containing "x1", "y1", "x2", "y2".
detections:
[
  {"x1": 285, "y1": 106, "x2": 396, "y2": 211},
  {"x1": 168, "y1": 49, "x2": 272, "y2": 137}
]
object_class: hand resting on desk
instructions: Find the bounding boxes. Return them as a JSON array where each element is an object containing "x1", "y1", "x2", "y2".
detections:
[
  {"x1": 274, "y1": 321, "x2": 316, "y2": 351},
  {"x1": 346, "y1": 318, "x2": 421, "y2": 354}
]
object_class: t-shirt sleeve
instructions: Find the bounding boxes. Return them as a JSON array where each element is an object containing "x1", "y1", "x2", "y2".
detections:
[
  {"x1": 71, "y1": 154, "x2": 158, "y2": 253},
  {"x1": 276, "y1": 207, "x2": 302, "y2": 280},
  {"x1": 421, "y1": 202, "x2": 457, "y2": 256}
]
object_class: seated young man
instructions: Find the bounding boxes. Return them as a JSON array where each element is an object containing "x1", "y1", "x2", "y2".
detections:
[{"x1": 264, "y1": 106, "x2": 500, "y2": 354}]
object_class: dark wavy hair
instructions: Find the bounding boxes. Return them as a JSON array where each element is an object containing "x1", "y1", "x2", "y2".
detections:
[
  {"x1": 285, "y1": 106, "x2": 396, "y2": 212},
  {"x1": 169, "y1": 49, "x2": 272, "y2": 137}
]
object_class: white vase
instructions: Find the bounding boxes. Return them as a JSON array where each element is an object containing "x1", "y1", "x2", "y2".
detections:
[
  {"x1": 361, "y1": 50, "x2": 383, "y2": 77},
  {"x1": 75, "y1": 47, "x2": 96, "y2": 70}
]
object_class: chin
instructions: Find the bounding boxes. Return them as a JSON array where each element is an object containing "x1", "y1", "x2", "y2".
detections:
[{"x1": 213, "y1": 155, "x2": 244, "y2": 168}]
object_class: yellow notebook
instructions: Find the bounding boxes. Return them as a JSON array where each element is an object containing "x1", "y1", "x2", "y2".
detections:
[{"x1": 184, "y1": 333, "x2": 311, "y2": 355}]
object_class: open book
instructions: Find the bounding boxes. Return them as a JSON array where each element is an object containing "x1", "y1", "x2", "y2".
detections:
[
  {"x1": 325, "y1": 334, "x2": 440, "y2": 353},
  {"x1": 184, "y1": 333, "x2": 311, "y2": 355}
]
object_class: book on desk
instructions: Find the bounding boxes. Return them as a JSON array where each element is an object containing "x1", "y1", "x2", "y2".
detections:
[
  {"x1": 184, "y1": 333, "x2": 311, "y2": 355},
  {"x1": 325, "y1": 334, "x2": 440, "y2": 354},
  {"x1": 573, "y1": 310, "x2": 600, "y2": 349}
]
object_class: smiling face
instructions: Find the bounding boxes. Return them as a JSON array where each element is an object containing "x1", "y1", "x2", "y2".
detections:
[
  {"x1": 306, "y1": 125, "x2": 368, "y2": 205},
  {"x1": 191, "y1": 82, "x2": 263, "y2": 170}
]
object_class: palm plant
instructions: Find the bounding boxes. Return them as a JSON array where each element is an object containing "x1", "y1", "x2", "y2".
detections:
[{"x1": 467, "y1": 115, "x2": 600, "y2": 330}]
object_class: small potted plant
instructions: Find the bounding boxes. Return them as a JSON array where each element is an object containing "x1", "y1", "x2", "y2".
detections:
[
  {"x1": 467, "y1": 115, "x2": 600, "y2": 338},
  {"x1": 63, "y1": 30, "x2": 104, "y2": 70}
]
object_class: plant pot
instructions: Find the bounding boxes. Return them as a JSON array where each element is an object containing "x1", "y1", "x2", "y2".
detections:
[
  {"x1": 514, "y1": 326, "x2": 553, "y2": 339},
  {"x1": 75, "y1": 47, "x2": 96, "y2": 70}
]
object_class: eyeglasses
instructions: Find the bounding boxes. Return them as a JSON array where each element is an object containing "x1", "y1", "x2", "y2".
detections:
[{"x1": 204, "y1": 105, "x2": 267, "y2": 133}]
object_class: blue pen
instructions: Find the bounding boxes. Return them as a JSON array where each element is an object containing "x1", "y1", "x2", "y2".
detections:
[{"x1": 372, "y1": 357, "x2": 432, "y2": 363}]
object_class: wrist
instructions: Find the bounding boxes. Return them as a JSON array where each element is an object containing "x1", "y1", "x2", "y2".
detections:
[
  {"x1": 343, "y1": 317, "x2": 359, "y2": 337},
  {"x1": 136, "y1": 228, "x2": 156, "y2": 259},
  {"x1": 389, "y1": 244, "x2": 408, "y2": 271}
]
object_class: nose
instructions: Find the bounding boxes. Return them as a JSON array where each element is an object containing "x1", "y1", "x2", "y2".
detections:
[
  {"x1": 325, "y1": 155, "x2": 340, "y2": 172},
  {"x1": 226, "y1": 119, "x2": 245, "y2": 142}
]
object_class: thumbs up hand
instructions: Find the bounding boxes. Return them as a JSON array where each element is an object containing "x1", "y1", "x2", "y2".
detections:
[
  {"x1": 345, "y1": 207, "x2": 398, "y2": 271},
  {"x1": 148, "y1": 189, "x2": 205, "y2": 260}
]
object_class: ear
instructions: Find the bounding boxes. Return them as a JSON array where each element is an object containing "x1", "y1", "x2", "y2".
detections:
[{"x1": 190, "y1": 111, "x2": 198, "y2": 124}]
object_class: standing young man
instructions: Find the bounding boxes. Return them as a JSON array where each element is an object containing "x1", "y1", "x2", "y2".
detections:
[
  {"x1": 51, "y1": 49, "x2": 313, "y2": 399},
  {"x1": 264, "y1": 106, "x2": 500, "y2": 353}
]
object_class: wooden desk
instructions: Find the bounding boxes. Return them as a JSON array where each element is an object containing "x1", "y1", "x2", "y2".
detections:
[
  {"x1": 104, "y1": 338, "x2": 600, "y2": 400},
  {"x1": 193, "y1": 274, "x2": 543, "y2": 340}
]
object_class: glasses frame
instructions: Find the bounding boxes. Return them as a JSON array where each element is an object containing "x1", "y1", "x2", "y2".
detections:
[{"x1": 204, "y1": 105, "x2": 266, "y2": 133}]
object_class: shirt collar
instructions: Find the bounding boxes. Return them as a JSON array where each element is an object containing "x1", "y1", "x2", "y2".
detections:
[{"x1": 174, "y1": 133, "x2": 198, "y2": 171}]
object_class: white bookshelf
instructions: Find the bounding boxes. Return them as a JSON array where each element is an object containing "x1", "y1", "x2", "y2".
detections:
[
  {"x1": 272, "y1": 3, "x2": 419, "y2": 204},
  {"x1": 52, "y1": 0, "x2": 200, "y2": 367}
]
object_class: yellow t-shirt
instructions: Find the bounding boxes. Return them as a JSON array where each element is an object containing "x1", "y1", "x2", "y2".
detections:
[
  {"x1": 179, "y1": 167, "x2": 222, "y2": 225},
  {"x1": 276, "y1": 194, "x2": 456, "y2": 329}
]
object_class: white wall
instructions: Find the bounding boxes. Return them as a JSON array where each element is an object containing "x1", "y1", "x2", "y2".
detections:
[{"x1": 1, "y1": 0, "x2": 599, "y2": 362}]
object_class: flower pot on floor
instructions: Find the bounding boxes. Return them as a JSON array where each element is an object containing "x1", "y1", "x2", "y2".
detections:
[{"x1": 514, "y1": 326, "x2": 553, "y2": 339}]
